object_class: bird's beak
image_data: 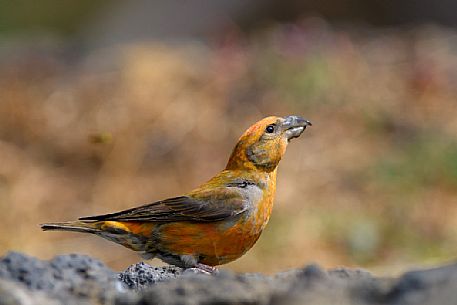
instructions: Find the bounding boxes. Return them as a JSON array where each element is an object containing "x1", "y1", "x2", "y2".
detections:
[{"x1": 282, "y1": 115, "x2": 312, "y2": 141}]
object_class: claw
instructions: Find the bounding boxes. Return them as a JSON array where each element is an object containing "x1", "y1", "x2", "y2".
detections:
[{"x1": 196, "y1": 263, "x2": 219, "y2": 274}]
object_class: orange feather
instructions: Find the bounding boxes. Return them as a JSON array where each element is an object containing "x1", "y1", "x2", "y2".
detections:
[{"x1": 41, "y1": 115, "x2": 311, "y2": 269}]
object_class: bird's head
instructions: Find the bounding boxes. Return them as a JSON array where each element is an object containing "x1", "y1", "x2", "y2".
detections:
[{"x1": 226, "y1": 115, "x2": 312, "y2": 172}]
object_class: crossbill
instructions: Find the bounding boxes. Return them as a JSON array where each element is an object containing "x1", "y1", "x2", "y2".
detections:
[{"x1": 41, "y1": 115, "x2": 311, "y2": 272}]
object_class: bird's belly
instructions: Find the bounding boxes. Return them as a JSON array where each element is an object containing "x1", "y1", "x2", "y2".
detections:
[{"x1": 157, "y1": 216, "x2": 265, "y2": 266}]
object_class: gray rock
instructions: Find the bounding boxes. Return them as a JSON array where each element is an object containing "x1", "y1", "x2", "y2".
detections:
[
  {"x1": 367, "y1": 263, "x2": 457, "y2": 305},
  {"x1": 120, "y1": 271, "x2": 273, "y2": 305},
  {"x1": 271, "y1": 265, "x2": 382, "y2": 305},
  {"x1": 119, "y1": 262, "x2": 183, "y2": 290},
  {"x1": 1, "y1": 252, "x2": 457, "y2": 305},
  {"x1": 0, "y1": 279, "x2": 59, "y2": 305},
  {"x1": 0, "y1": 252, "x2": 120, "y2": 304}
]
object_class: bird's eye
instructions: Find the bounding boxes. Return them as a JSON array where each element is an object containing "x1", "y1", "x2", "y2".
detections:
[{"x1": 265, "y1": 124, "x2": 275, "y2": 133}]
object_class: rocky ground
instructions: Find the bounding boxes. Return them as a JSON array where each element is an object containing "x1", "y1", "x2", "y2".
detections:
[{"x1": 0, "y1": 252, "x2": 456, "y2": 305}]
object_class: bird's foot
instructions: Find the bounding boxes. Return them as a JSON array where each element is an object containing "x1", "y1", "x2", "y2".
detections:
[
  {"x1": 196, "y1": 263, "x2": 218, "y2": 274},
  {"x1": 183, "y1": 264, "x2": 218, "y2": 275}
]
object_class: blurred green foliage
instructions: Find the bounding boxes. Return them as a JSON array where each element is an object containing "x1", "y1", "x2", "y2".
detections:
[
  {"x1": 0, "y1": 0, "x2": 110, "y2": 35},
  {"x1": 371, "y1": 131, "x2": 457, "y2": 192}
]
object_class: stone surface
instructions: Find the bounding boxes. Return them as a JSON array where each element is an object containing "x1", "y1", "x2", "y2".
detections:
[
  {"x1": 119, "y1": 262, "x2": 183, "y2": 290},
  {"x1": 0, "y1": 251, "x2": 456, "y2": 305},
  {"x1": 0, "y1": 252, "x2": 120, "y2": 304}
]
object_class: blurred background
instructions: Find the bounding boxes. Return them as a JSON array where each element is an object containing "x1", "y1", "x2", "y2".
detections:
[{"x1": 1, "y1": 0, "x2": 457, "y2": 274}]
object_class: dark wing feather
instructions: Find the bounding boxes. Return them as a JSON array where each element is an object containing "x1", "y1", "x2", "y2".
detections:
[{"x1": 79, "y1": 189, "x2": 247, "y2": 223}]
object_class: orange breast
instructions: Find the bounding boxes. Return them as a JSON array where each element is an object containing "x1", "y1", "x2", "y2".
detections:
[
  {"x1": 112, "y1": 171, "x2": 277, "y2": 266},
  {"x1": 156, "y1": 190, "x2": 275, "y2": 266}
]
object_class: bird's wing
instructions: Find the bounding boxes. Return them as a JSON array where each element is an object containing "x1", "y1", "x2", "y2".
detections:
[{"x1": 78, "y1": 188, "x2": 247, "y2": 223}]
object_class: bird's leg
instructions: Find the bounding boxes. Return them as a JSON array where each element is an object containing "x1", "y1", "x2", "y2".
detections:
[
  {"x1": 184, "y1": 263, "x2": 219, "y2": 275},
  {"x1": 196, "y1": 263, "x2": 218, "y2": 274}
]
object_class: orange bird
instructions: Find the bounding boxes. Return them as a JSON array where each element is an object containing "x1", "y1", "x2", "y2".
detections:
[{"x1": 41, "y1": 115, "x2": 311, "y2": 272}]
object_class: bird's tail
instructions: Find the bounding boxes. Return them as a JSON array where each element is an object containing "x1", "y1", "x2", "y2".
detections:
[
  {"x1": 41, "y1": 220, "x2": 155, "y2": 254},
  {"x1": 40, "y1": 221, "x2": 101, "y2": 234}
]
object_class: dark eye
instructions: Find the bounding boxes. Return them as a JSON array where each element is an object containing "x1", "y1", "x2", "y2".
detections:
[{"x1": 265, "y1": 124, "x2": 275, "y2": 133}]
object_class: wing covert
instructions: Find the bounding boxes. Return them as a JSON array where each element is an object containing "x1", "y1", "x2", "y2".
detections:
[{"x1": 79, "y1": 188, "x2": 247, "y2": 223}]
